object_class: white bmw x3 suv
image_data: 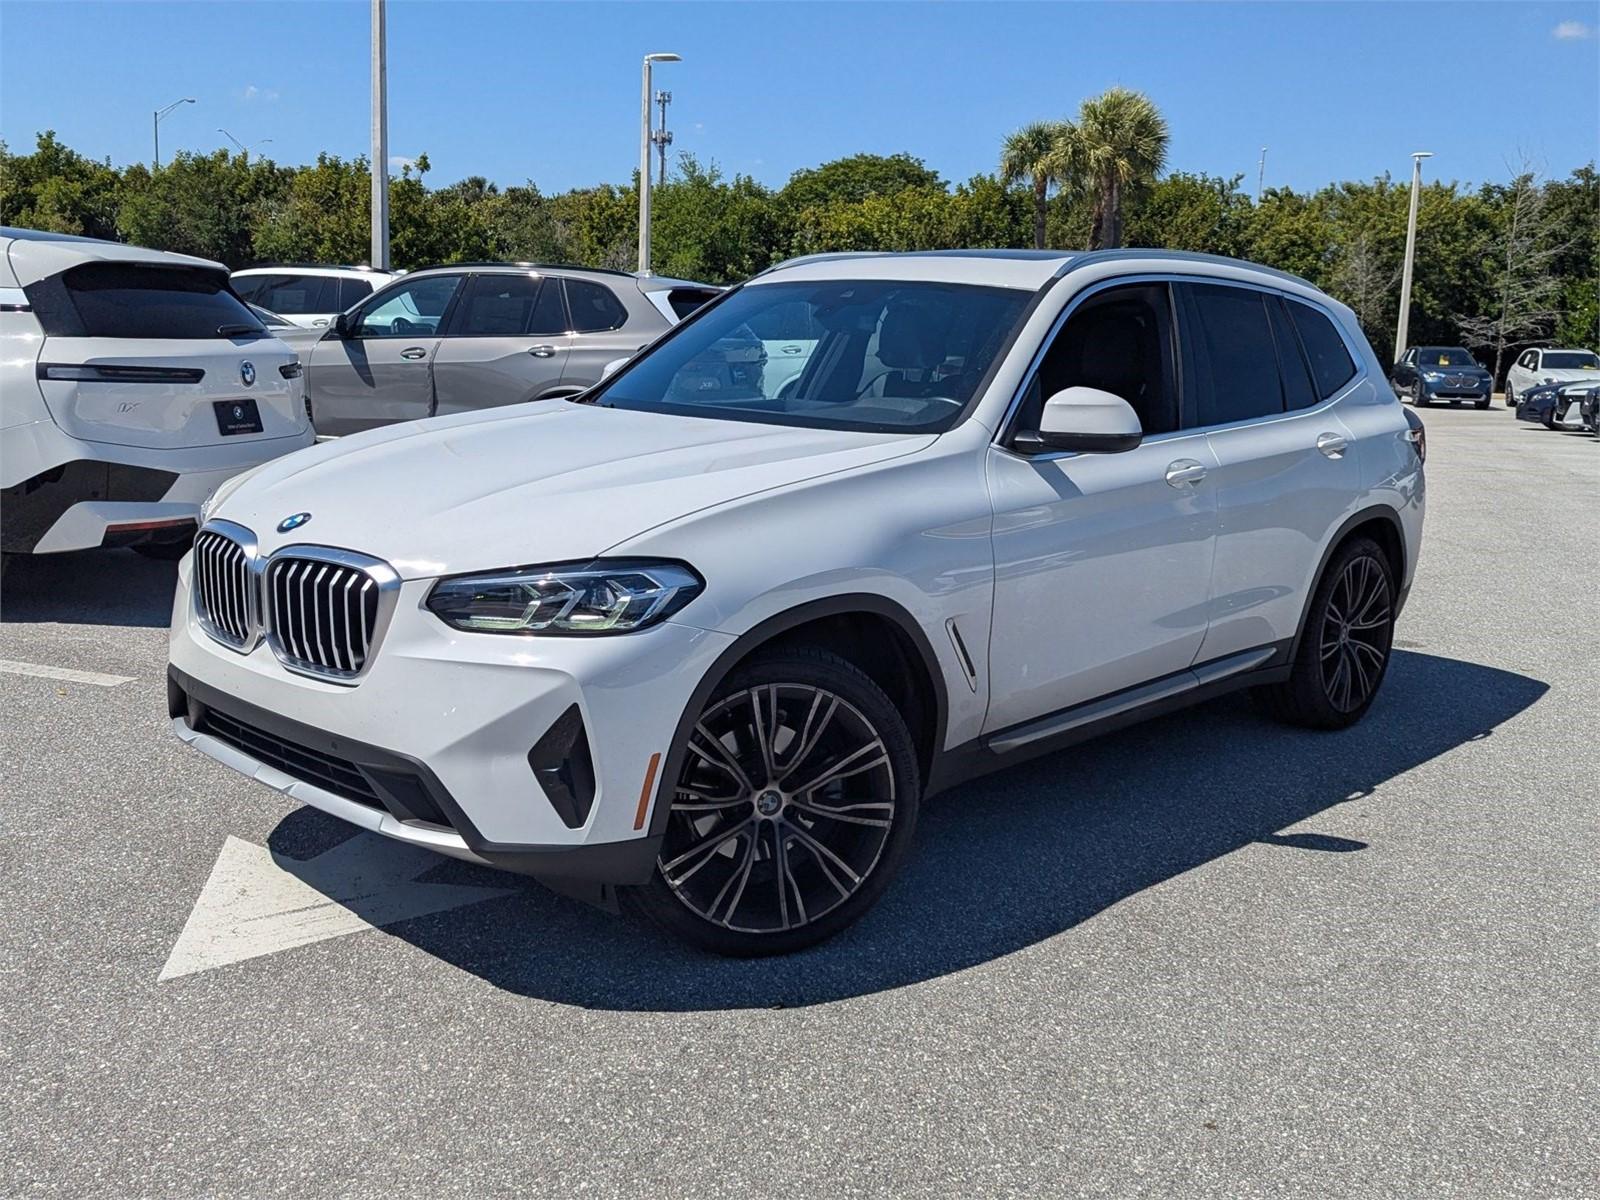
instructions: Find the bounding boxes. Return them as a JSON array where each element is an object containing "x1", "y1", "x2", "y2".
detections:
[
  {"x1": 1, "y1": 228, "x2": 313, "y2": 561},
  {"x1": 168, "y1": 249, "x2": 1426, "y2": 955}
]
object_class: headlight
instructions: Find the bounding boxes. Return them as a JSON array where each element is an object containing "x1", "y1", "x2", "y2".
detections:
[
  {"x1": 425, "y1": 559, "x2": 703, "y2": 635},
  {"x1": 1421, "y1": 370, "x2": 1443, "y2": 381}
]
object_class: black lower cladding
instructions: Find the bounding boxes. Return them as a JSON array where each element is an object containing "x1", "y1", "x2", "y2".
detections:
[
  {"x1": 1, "y1": 460, "x2": 178, "y2": 552},
  {"x1": 167, "y1": 666, "x2": 662, "y2": 884}
]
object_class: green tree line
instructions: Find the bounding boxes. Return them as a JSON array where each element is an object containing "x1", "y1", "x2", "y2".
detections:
[{"x1": 2, "y1": 127, "x2": 1594, "y2": 370}]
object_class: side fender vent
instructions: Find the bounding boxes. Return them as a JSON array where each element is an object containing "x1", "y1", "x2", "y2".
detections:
[{"x1": 528, "y1": 705, "x2": 597, "y2": 830}]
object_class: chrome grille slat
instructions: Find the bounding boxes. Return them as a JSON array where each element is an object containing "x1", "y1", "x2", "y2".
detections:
[
  {"x1": 191, "y1": 524, "x2": 396, "y2": 686},
  {"x1": 264, "y1": 552, "x2": 386, "y2": 681}
]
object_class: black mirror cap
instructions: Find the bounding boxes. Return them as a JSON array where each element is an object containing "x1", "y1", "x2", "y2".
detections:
[{"x1": 1013, "y1": 429, "x2": 1143, "y2": 456}]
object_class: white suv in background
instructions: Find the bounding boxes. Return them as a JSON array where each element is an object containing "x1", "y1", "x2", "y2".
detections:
[
  {"x1": 231, "y1": 264, "x2": 395, "y2": 328},
  {"x1": 168, "y1": 249, "x2": 1425, "y2": 955},
  {"x1": 1503, "y1": 346, "x2": 1600, "y2": 408},
  {"x1": 1, "y1": 228, "x2": 313, "y2": 562}
]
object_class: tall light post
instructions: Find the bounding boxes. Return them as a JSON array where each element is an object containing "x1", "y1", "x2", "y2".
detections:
[
  {"x1": 637, "y1": 52, "x2": 680, "y2": 274},
  {"x1": 1394, "y1": 151, "x2": 1433, "y2": 358},
  {"x1": 152, "y1": 97, "x2": 195, "y2": 169},
  {"x1": 370, "y1": 0, "x2": 390, "y2": 271},
  {"x1": 217, "y1": 129, "x2": 272, "y2": 163}
]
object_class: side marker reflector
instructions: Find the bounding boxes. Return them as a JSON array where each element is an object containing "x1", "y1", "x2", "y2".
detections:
[{"x1": 634, "y1": 752, "x2": 662, "y2": 830}]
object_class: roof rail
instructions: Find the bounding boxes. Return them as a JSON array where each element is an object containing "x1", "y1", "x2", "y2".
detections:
[
  {"x1": 404, "y1": 260, "x2": 637, "y2": 278},
  {"x1": 1054, "y1": 248, "x2": 1318, "y2": 290},
  {"x1": 236, "y1": 262, "x2": 389, "y2": 273}
]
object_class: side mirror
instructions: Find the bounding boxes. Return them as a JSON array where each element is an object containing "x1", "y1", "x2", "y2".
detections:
[
  {"x1": 600, "y1": 356, "x2": 629, "y2": 380},
  {"x1": 327, "y1": 311, "x2": 350, "y2": 338},
  {"x1": 1014, "y1": 386, "x2": 1143, "y2": 455}
]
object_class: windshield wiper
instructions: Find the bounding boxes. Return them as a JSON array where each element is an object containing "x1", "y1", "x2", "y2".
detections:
[{"x1": 217, "y1": 322, "x2": 263, "y2": 337}]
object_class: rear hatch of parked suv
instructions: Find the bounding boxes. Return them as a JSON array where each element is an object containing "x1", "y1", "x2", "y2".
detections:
[{"x1": 25, "y1": 260, "x2": 304, "y2": 449}]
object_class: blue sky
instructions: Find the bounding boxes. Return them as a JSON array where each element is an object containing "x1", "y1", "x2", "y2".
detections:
[{"x1": 3, "y1": 1, "x2": 1596, "y2": 194}]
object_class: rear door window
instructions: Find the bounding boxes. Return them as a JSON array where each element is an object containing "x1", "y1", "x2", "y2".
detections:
[
  {"x1": 1179, "y1": 282, "x2": 1284, "y2": 426},
  {"x1": 564, "y1": 279, "x2": 628, "y2": 332},
  {"x1": 250, "y1": 274, "x2": 334, "y2": 317},
  {"x1": 449, "y1": 273, "x2": 546, "y2": 337},
  {"x1": 1286, "y1": 300, "x2": 1357, "y2": 399},
  {"x1": 32, "y1": 262, "x2": 264, "y2": 339}
]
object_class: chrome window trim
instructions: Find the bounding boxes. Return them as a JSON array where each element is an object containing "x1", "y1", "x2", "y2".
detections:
[
  {"x1": 191, "y1": 521, "x2": 400, "y2": 686},
  {"x1": 992, "y1": 270, "x2": 1370, "y2": 450}
]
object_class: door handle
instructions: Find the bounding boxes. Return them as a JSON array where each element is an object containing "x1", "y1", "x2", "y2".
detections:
[
  {"x1": 399, "y1": 347, "x2": 427, "y2": 360},
  {"x1": 1316, "y1": 432, "x2": 1349, "y2": 458},
  {"x1": 529, "y1": 345, "x2": 558, "y2": 358},
  {"x1": 1165, "y1": 459, "x2": 1207, "y2": 488}
]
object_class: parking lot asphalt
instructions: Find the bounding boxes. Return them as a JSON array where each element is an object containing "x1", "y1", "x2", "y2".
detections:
[{"x1": 2, "y1": 408, "x2": 1596, "y2": 1199}]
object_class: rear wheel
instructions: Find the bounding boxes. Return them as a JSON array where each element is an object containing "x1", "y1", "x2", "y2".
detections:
[
  {"x1": 1255, "y1": 537, "x2": 1396, "y2": 730},
  {"x1": 1505, "y1": 384, "x2": 1517, "y2": 409},
  {"x1": 625, "y1": 647, "x2": 920, "y2": 955}
]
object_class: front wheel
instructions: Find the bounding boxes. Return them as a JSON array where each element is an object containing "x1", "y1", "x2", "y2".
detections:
[
  {"x1": 1505, "y1": 384, "x2": 1517, "y2": 409},
  {"x1": 1475, "y1": 398, "x2": 1490, "y2": 410},
  {"x1": 1254, "y1": 537, "x2": 1396, "y2": 730},
  {"x1": 1412, "y1": 382, "x2": 1430, "y2": 407},
  {"x1": 625, "y1": 647, "x2": 921, "y2": 955}
]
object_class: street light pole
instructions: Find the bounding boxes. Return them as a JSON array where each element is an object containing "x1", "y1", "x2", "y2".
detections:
[
  {"x1": 637, "y1": 52, "x2": 680, "y2": 275},
  {"x1": 218, "y1": 129, "x2": 271, "y2": 164},
  {"x1": 370, "y1": 0, "x2": 390, "y2": 271},
  {"x1": 1394, "y1": 151, "x2": 1433, "y2": 358},
  {"x1": 152, "y1": 96, "x2": 195, "y2": 169}
]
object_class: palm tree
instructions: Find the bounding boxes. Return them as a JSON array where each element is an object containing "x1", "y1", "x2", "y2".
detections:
[
  {"x1": 1062, "y1": 87, "x2": 1170, "y2": 250},
  {"x1": 1000, "y1": 121, "x2": 1068, "y2": 250}
]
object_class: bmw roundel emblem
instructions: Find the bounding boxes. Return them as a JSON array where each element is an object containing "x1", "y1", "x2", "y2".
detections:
[
  {"x1": 240, "y1": 361, "x2": 256, "y2": 387},
  {"x1": 277, "y1": 512, "x2": 312, "y2": 533}
]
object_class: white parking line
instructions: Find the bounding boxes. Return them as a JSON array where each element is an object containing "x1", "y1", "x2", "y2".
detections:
[{"x1": 0, "y1": 659, "x2": 135, "y2": 688}]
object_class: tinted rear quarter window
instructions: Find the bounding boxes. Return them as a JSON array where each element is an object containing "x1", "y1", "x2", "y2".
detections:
[
  {"x1": 1266, "y1": 296, "x2": 1318, "y2": 410},
  {"x1": 565, "y1": 279, "x2": 628, "y2": 332},
  {"x1": 1288, "y1": 300, "x2": 1357, "y2": 398},
  {"x1": 1182, "y1": 282, "x2": 1283, "y2": 425},
  {"x1": 34, "y1": 262, "x2": 262, "y2": 339},
  {"x1": 665, "y1": 287, "x2": 720, "y2": 320}
]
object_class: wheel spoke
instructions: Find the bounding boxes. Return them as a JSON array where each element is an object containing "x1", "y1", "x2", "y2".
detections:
[
  {"x1": 787, "y1": 739, "x2": 888, "y2": 797},
  {"x1": 789, "y1": 798, "x2": 894, "y2": 829},
  {"x1": 749, "y1": 686, "x2": 779, "y2": 781},
  {"x1": 689, "y1": 722, "x2": 755, "y2": 793},
  {"x1": 777, "y1": 693, "x2": 838, "y2": 785},
  {"x1": 1349, "y1": 637, "x2": 1387, "y2": 674},
  {"x1": 1345, "y1": 641, "x2": 1372, "y2": 701},
  {"x1": 661, "y1": 816, "x2": 753, "y2": 878},
  {"x1": 771, "y1": 823, "x2": 792, "y2": 930},
  {"x1": 784, "y1": 820, "x2": 863, "y2": 888},
  {"x1": 708, "y1": 828, "x2": 758, "y2": 925}
]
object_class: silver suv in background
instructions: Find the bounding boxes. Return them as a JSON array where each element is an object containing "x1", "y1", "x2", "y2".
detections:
[
  {"x1": 301, "y1": 263, "x2": 718, "y2": 436},
  {"x1": 231, "y1": 264, "x2": 395, "y2": 329}
]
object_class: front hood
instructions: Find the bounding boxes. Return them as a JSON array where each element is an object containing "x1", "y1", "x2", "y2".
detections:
[
  {"x1": 1538, "y1": 369, "x2": 1600, "y2": 386},
  {"x1": 212, "y1": 401, "x2": 933, "y2": 577}
]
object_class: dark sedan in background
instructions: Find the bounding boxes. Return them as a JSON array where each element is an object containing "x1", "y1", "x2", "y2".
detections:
[
  {"x1": 1516, "y1": 380, "x2": 1600, "y2": 432},
  {"x1": 1390, "y1": 346, "x2": 1494, "y2": 408}
]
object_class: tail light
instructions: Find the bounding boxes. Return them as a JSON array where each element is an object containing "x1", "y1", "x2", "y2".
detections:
[{"x1": 1403, "y1": 408, "x2": 1426, "y2": 464}]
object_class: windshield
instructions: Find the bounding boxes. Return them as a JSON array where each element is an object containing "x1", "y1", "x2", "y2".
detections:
[
  {"x1": 1542, "y1": 351, "x2": 1600, "y2": 370},
  {"x1": 1420, "y1": 348, "x2": 1476, "y2": 367},
  {"x1": 590, "y1": 280, "x2": 1033, "y2": 433}
]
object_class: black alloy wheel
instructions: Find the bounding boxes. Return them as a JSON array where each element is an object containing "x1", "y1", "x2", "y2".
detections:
[
  {"x1": 628, "y1": 647, "x2": 920, "y2": 955},
  {"x1": 1318, "y1": 553, "x2": 1394, "y2": 715},
  {"x1": 1254, "y1": 537, "x2": 1396, "y2": 730}
]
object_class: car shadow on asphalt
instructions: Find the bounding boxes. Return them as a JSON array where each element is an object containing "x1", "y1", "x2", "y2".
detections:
[
  {"x1": 0, "y1": 549, "x2": 176, "y2": 628},
  {"x1": 266, "y1": 648, "x2": 1548, "y2": 1012}
]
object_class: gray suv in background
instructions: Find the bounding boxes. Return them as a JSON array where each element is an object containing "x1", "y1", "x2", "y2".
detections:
[{"x1": 302, "y1": 263, "x2": 719, "y2": 436}]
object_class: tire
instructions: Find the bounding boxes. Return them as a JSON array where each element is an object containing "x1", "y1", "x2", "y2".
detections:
[
  {"x1": 132, "y1": 536, "x2": 193, "y2": 561},
  {"x1": 1475, "y1": 398, "x2": 1490, "y2": 410},
  {"x1": 1505, "y1": 384, "x2": 1516, "y2": 409},
  {"x1": 1254, "y1": 536, "x2": 1396, "y2": 731},
  {"x1": 624, "y1": 646, "x2": 921, "y2": 956},
  {"x1": 1542, "y1": 404, "x2": 1558, "y2": 431},
  {"x1": 1412, "y1": 382, "x2": 1430, "y2": 407}
]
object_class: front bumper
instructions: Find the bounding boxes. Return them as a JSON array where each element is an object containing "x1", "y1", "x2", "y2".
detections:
[
  {"x1": 167, "y1": 556, "x2": 734, "y2": 883},
  {"x1": 1418, "y1": 378, "x2": 1489, "y2": 402}
]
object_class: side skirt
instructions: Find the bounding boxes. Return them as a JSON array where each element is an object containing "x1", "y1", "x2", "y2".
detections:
[{"x1": 926, "y1": 641, "x2": 1292, "y2": 796}]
